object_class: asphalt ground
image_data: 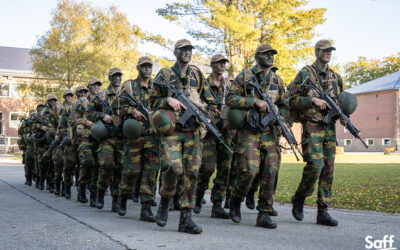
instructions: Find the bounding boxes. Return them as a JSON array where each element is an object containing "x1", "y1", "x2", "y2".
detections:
[{"x1": 0, "y1": 162, "x2": 399, "y2": 250}]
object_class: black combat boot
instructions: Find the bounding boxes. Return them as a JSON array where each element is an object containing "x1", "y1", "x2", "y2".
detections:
[
  {"x1": 229, "y1": 197, "x2": 242, "y2": 223},
  {"x1": 178, "y1": 208, "x2": 202, "y2": 234},
  {"x1": 256, "y1": 211, "x2": 277, "y2": 229},
  {"x1": 140, "y1": 203, "x2": 156, "y2": 222},
  {"x1": 317, "y1": 204, "x2": 338, "y2": 227},
  {"x1": 172, "y1": 193, "x2": 180, "y2": 210},
  {"x1": 156, "y1": 197, "x2": 170, "y2": 227},
  {"x1": 269, "y1": 207, "x2": 278, "y2": 216},
  {"x1": 245, "y1": 189, "x2": 256, "y2": 210},
  {"x1": 65, "y1": 185, "x2": 71, "y2": 199},
  {"x1": 224, "y1": 191, "x2": 231, "y2": 209},
  {"x1": 89, "y1": 191, "x2": 96, "y2": 207},
  {"x1": 27, "y1": 176, "x2": 32, "y2": 186},
  {"x1": 291, "y1": 194, "x2": 306, "y2": 221},
  {"x1": 61, "y1": 182, "x2": 65, "y2": 197},
  {"x1": 54, "y1": 180, "x2": 61, "y2": 196},
  {"x1": 193, "y1": 190, "x2": 205, "y2": 214},
  {"x1": 131, "y1": 188, "x2": 139, "y2": 203},
  {"x1": 96, "y1": 189, "x2": 105, "y2": 209},
  {"x1": 78, "y1": 184, "x2": 88, "y2": 203},
  {"x1": 211, "y1": 201, "x2": 230, "y2": 219},
  {"x1": 48, "y1": 181, "x2": 54, "y2": 193},
  {"x1": 25, "y1": 177, "x2": 29, "y2": 185},
  {"x1": 117, "y1": 194, "x2": 128, "y2": 216},
  {"x1": 39, "y1": 177, "x2": 44, "y2": 190},
  {"x1": 111, "y1": 196, "x2": 117, "y2": 212}
]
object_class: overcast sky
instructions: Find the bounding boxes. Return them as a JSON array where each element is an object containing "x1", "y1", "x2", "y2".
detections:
[{"x1": 0, "y1": 0, "x2": 398, "y2": 66}]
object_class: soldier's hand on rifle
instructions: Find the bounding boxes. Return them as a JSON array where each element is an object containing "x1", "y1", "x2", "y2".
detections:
[
  {"x1": 311, "y1": 97, "x2": 331, "y2": 110},
  {"x1": 85, "y1": 120, "x2": 94, "y2": 128},
  {"x1": 254, "y1": 98, "x2": 269, "y2": 113},
  {"x1": 133, "y1": 109, "x2": 147, "y2": 121},
  {"x1": 41, "y1": 126, "x2": 48, "y2": 131},
  {"x1": 212, "y1": 107, "x2": 220, "y2": 117},
  {"x1": 340, "y1": 119, "x2": 347, "y2": 127},
  {"x1": 103, "y1": 114, "x2": 112, "y2": 124},
  {"x1": 167, "y1": 97, "x2": 187, "y2": 111}
]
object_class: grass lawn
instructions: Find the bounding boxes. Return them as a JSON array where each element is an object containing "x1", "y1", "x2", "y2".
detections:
[{"x1": 210, "y1": 153, "x2": 400, "y2": 213}]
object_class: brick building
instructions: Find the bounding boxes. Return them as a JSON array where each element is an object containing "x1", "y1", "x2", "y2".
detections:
[
  {"x1": 336, "y1": 71, "x2": 400, "y2": 152},
  {"x1": 0, "y1": 46, "x2": 34, "y2": 152}
]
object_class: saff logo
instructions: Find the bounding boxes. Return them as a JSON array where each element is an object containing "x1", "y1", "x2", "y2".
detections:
[{"x1": 365, "y1": 235, "x2": 397, "y2": 250}]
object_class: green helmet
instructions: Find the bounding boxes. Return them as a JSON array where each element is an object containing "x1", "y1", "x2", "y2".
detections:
[
  {"x1": 91, "y1": 120, "x2": 109, "y2": 141},
  {"x1": 227, "y1": 109, "x2": 247, "y2": 129},
  {"x1": 123, "y1": 119, "x2": 145, "y2": 140},
  {"x1": 151, "y1": 109, "x2": 176, "y2": 135},
  {"x1": 338, "y1": 91, "x2": 357, "y2": 116}
]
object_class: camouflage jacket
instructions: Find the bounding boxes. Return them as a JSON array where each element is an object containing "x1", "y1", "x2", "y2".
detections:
[
  {"x1": 57, "y1": 103, "x2": 74, "y2": 137},
  {"x1": 70, "y1": 96, "x2": 94, "y2": 139},
  {"x1": 288, "y1": 61, "x2": 343, "y2": 123},
  {"x1": 87, "y1": 85, "x2": 118, "y2": 123},
  {"x1": 225, "y1": 65, "x2": 288, "y2": 121},
  {"x1": 150, "y1": 63, "x2": 216, "y2": 111}
]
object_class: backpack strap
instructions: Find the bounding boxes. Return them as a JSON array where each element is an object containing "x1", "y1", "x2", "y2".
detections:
[{"x1": 242, "y1": 68, "x2": 253, "y2": 97}]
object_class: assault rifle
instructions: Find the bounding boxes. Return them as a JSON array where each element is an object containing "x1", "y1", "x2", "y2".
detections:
[
  {"x1": 154, "y1": 74, "x2": 233, "y2": 153},
  {"x1": 52, "y1": 133, "x2": 70, "y2": 159},
  {"x1": 89, "y1": 94, "x2": 121, "y2": 136},
  {"x1": 300, "y1": 76, "x2": 368, "y2": 149},
  {"x1": 246, "y1": 74, "x2": 303, "y2": 161},
  {"x1": 117, "y1": 88, "x2": 151, "y2": 128},
  {"x1": 43, "y1": 136, "x2": 61, "y2": 157}
]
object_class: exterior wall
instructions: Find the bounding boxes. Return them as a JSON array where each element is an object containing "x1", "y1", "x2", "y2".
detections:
[
  {"x1": 336, "y1": 90, "x2": 399, "y2": 152},
  {"x1": 0, "y1": 71, "x2": 34, "y2": 146}
]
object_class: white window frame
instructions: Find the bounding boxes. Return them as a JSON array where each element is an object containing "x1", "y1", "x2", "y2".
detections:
[
  {"x1": 8, "y1": 137, "x2": 19, "y2": 145},
  {"x1": 344, "y1": 127, "x2": 349, "y2": 133},
  {"x1": 9, "y1": 112, "x2": 26, "y2": 129},
  {"x1": 366, "y1": 138, "x2": 374, "y2": 146},
  {"x1": 344, "y1": 139, "x2": 352, "y2": 146},
  {"x1": 382, "y1": 138, "x2": 391, "y2": 145}
]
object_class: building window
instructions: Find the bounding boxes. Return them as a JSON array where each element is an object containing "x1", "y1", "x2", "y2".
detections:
[
  {"x1": 382, "y1": 138, "x2": 391, "y2": 145},
  {"x1": 9, "y1": 84, "x2": 20, "y2": 97},
  {"x1": 344, "y1": 127, "x2": 349, "y2": 133},
  {"x1": 344, "y1": 139, "x2": 352, "y2": 146},
  {"x1": 0, "y1": 83, "x2": 9, "y2": 96},
  {"x1": 9, "y1": 112, "x2": 26, "y2": 129},
  {"x1": 367, "y1": 139, "x2": 374, "y2": 146},
  {"x1": 9, "y1": 137, "x2": 19, "y2": 145}
]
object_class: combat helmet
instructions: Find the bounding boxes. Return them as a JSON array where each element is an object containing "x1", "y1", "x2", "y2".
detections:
[
  {"x1": 151, "y1": 109, "x2": 176, "y2": 135},
  {"x1": 90, "y1": 121, "x2": 109, "y2": 141},
  {"x1": 227, "y1": 109, "x2": 247, "y2": 129},
  {"x1": 122, "y1": 119, "x2": 145, "y2": 140},
  {"x1": 338, "y1": 91, "x2": 357, "y2": 116}
]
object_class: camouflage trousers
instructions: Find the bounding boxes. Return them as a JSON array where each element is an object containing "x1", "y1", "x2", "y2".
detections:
[
  {"x1": 159, "y1": 130, "x2": 202, "y2": 209},
  {"x1": 97, "y1": 137, "x2": 123, "y2": 198},
  {"x1": 53, "y1": 148, "x2": 64, "y2": 183},
  {"x1": 63, "y1": 143, "x2": 77, "y2": 186},
  {"x1": 77, "y1": 138, "x2": 97, "y2": 187},
  {"x1": 295, "y1": 121, "x2": 336, "y2": 206},
  {"x1": 232, "y1": 129, "x2": 280, "y2": 211},
  {"x1": 24, "y1": 143, "x2": 35, "y2": 179},
  {"x1": 120, "y1": 134, "x2": 160, "y2": 204},
  {"x1": 197, "y1": 132, "x2": 233, "y2": 203},
  {"x1": 37, "y1": 144, "x2": 53, "y2": 182}
]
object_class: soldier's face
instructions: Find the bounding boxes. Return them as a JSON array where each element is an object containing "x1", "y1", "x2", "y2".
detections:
[
  {"x1": 37, "y1": 106, "x2": 44, "y2": 113},
  {"x1": 211, "y1": 61, "x2": 227, "y2": 75},
  {"x1": 48, "y1": 99, "x2": 57, "y2": 108},
  {"x1": 137, "y1": 63, "x2": 152, "y2": 79},
  {"x1": 109, "y1": 73, "x2": 122, "y2": 87},
  {"x1": 316, "y1": 48, "x2": 332, "y2": 63},
  {"x1": 88, "y1": 84, "x2": 100, "y2": 94},
  {"x1": 64, "y1": 94, "x2": 74, "y2": 103},
  {"x1": 79, "y1": 90, "x2": 88, "y2": 98},
  {"x1": 175, "y1": 46, "x2": 192, "y2": 64},
  {"x1": 256, "y1": 51, "x2": 274, "y2": 68}
]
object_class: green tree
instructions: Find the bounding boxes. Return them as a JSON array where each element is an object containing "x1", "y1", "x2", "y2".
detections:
[
  {"x1": 343, "y1": 52, "x2": 400, "y2": 88},
  {"x1": 157, "y1": 0, "x2": 326, "y2": 83}
]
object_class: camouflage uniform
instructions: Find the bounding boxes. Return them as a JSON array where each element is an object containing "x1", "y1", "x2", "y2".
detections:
[
  {"x1": 150, "y1": 63, "x2": 215, "y2": 209},
  {"x1": 226, "y1": 65, "x2": 288, "y2": 217},
  {"x1": 57, "y1": 101, "x2": 77, "y2": 196},
  {"x1": 196, "y1": 75, "x2": 233, "y2": 207},
  {"x1": 18, "y1": 117, "x2": 31, "y2": 184},
  {"x1": 288, "y1": 61, "x2": 343, "y2": 206},
  {"x1": 88, "y1": 84, "x2": 123, "y2": 205}
]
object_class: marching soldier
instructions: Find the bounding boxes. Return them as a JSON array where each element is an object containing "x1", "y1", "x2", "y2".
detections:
[
  {"x1": 226, "y1": 44, "x2": 288, "y2": 228},
  {"x1": 194, "y1": 54, "x2": 233, "y2": 219},
  {"x1": 150, "y1": 39, "x2": 216, "y2": 234},
  {"x1": 88, "y1": 68, "x2": 124, "y2": 212},
  {"x1": 114, "y1": 56, "x2": 160, "y2": 221},
  {"x1": 288, "y1": 39, "x2": 343, "y2": 227}
]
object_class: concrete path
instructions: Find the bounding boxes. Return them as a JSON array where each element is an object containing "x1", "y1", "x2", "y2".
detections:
[{"x1": 0, "y1": 163, "x2": 398, "y2": 250}]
